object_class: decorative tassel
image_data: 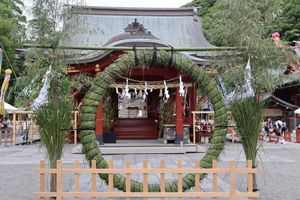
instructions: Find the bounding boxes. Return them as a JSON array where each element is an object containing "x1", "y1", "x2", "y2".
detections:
[
  {"x1": 125, "y1": 78, "x2": 130, "y2": 98},
  {"x1": 138, "y1": 90, "x2": 143, "y2": 98},
  {"x1": 159, "y1": 89, "x2": 163, "y2": 97},
  {"x1": 164, "y1": 81, "x2": 170, "y2": 100},
  {"x1": 179, "y1": 76, "x2": 185, "y2": 97},
  {"x1": 0, "y1": 48, "x2": 3, "y2": 73},
  {"x1": 0, "y1": 69, "x2": 12, "y2": 116}
]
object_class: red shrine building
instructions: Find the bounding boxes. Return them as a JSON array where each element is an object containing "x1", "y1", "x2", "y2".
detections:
[{"x1": 62, "y1": 6, "x2": 217, "y2": 144}]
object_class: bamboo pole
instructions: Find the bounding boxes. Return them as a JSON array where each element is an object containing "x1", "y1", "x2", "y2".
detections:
[{"x1": 23, "y1": 44, "x2": 244, "y2": 52}]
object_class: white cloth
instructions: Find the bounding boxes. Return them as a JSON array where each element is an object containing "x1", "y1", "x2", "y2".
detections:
[
  {"x1": 275, "y1": 120, "x2": 283, "y2": 129},
  {"x1": 224, "y1": 59, "x2": 255, "y2": 105},
  {"x1": 31, "y1": 65, "x2": 52, "y2": 110}
]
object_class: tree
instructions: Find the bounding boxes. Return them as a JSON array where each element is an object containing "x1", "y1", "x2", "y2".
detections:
[
  {"x1": 184, "y1": 0, "x2": 218, "y2": 16},
  {"x1": 188, "y1": 0, "x2": 298, "y2": 191},
  {"x1": 0, "y1": 0, "x2": 26, "y2": 104},
  {"x1": 17, "y1": 0, "x2": 80, "y2": 197},
  {"x1": 0, "y1": 0, "x2": 26, "y2": 68},
  {"x1": 266, "y1": 0, "x2": 300, "y2": 42}
]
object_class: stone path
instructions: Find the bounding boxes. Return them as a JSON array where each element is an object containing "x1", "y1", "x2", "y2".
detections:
[{"x1": 1, "y1": 141, "x2": 300, "y2": 199}]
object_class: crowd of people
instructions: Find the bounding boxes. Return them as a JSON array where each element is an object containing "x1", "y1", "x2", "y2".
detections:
[
  {"x1": 0, "y1": 117, "x2": 12, "y2": 129},
  {"x1": 262, "y1": 118, "x2": 287, "y2": 142}
]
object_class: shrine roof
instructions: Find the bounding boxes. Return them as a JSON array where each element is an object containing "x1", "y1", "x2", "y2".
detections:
[
  {"x1": 61, "y1": 6, "x2": 216, "y2": 64},
  {"x1": 62, "y1": 6, "x2": 213, "y2": 48}
]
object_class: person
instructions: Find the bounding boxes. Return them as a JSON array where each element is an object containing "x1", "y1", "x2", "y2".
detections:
[
  {"x1": 267, "y1": 118, "x2": 273, "y2": 129},
  {"x1": 0, "y1": 117, "x2": 5, "y2": 129},
  {"x1": 22, "y1": 118, "x2": 29, "y2": 143},
  {"x1": 4, "y1": 117, "x2": 11, "y2": 129},
  {"x1": 281, "y1": 120, "x2": 287, "y2": 134},
  {"x1": 275, "y1": 119, "x2": 283, "y2": 135}
]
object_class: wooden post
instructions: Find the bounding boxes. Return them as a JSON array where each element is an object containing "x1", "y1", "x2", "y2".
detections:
[
  {"x1": 73, "y1": 111, "x2": 78, "y2": 144},
  {"x1": 125, "y1": 160, "x2": 131, "y2": 200},
  {"x1": 143, "y1": 160, "x2": 148, "y2": 200},
  {"x1": 12, "y1": 112, "x2": 16, "y2": 145},
  {"x1": 29, "y1": 118, "x2": 34, "y2": 143},
  {"x1": 74, "y1": 160, "x2": 79, "y2": 200},
  {"x1": 108, "y1": 160, "x2": 114, "y2": 200},
  {"x1": 230, "y1": 160, "x2": 236, "y2": 200},
  {"x1": 212, "y1": 160, "x2": 217, "y2": 200},
  {"x1": 247, "y1": 160, "x2": 254, "y2": 200},
  {"x1": 175, "y1": 88, "x2": 184, "y2": 144},
  {"x1": 192, "y1": 83, "x2": 197, "y2": 112},
  {"x1": 195, "y1": 160, "x2": 201, "y2": 200},
  {"x1": 91, "y1": 160, "x2": 96, "y2": 200},
  {"x1": 160, "y1": 160, "x2": 165, "y2": 200},
  {"x1": 57, "y1": 160, "x2": 62, "y2": 200},
  {"x1": 95, "y1": 101, "x2": 104, "y2": 144},
  {"x1": 39, "y1": 160, "x2": 45, "y2": 200},
  {"x1": 192, "y1": 112, "x2": 196, "y2": 144}
]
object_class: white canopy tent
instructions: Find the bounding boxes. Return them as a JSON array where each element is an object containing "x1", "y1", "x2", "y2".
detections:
[
  {"x1": 295, "y1": 108, "x2": 300, "y2": 114},
  {"x1": 4, "y1": 102, "x2": 18, "y2": 113}
]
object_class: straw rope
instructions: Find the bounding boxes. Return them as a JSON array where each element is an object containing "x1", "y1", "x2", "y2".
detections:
[{"x1": 109, "y1": 82, "x2": 192, "y2": 90}]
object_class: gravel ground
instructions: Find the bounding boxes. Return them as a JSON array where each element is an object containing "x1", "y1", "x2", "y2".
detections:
[{"x1": 0, "y1": 142, "x2": 300, "y2": 200}]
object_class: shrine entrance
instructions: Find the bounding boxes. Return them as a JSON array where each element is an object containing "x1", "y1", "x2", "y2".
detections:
[{"x1": 114, "y1": 89, "x2": 159, "y2": 140}]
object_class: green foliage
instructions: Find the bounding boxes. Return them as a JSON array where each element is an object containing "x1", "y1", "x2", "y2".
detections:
[
  {"x1": 102, "y1": 96, "x2": 117, "y2": 130},
  {"x1": 266, "y1": 0, "x2": 300, "y2": 42},
  {"x1": 0, "y1": 0, "x2": 26, "y2": 64},
  {"x1": 0, "y1": 0, "x2": 26, "y2": 104},
  {"x1": 158, "y1": 99, "x2": 175, "y2": 136},
  {"x1": 197, "y1": 0, "x2": 296, "y2": 93},
  {"x1": 33, "y1": 97, "x2": 72, "y2": 168},
  {"x1": 231, "y1": 98, "x2": 263, "y2": 167},
  {"x1": 183, "y1": 0, "x2": 218, "y2": 16},
  {"x1": 28, "y1": 0, "x2": 64, "y2": 46}
]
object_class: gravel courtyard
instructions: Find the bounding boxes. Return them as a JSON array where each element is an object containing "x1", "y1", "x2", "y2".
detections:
[{"x1": 0, "y1": 141, "x2": 300, "y2": 200}]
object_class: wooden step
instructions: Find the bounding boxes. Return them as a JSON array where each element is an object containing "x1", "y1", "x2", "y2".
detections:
[{"x1": 114, "y1": 118, "x2": 158, "y2": 140}]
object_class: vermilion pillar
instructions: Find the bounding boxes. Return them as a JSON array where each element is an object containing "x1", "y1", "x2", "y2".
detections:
[
  {"x1": 175, "y1": 88, "x2": 184, "y2": 144},
  {"x1": 192, "y1": 83, "x2": 197, "y2": 112},
  {"x1": 95, "y1": 101, "x2": 104, "y2": 144}
]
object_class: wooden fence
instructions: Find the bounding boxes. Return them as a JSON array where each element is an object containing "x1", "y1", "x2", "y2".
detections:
[
  {"x1": 0, "y1": 128, "x2": 12, "y2": 146},
  {"x1": 11, "y1": 110, "x2": 79, "y2": 145},
  {"x1": 35, "y1": 159, "x2": 259, "y2": 200}
]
